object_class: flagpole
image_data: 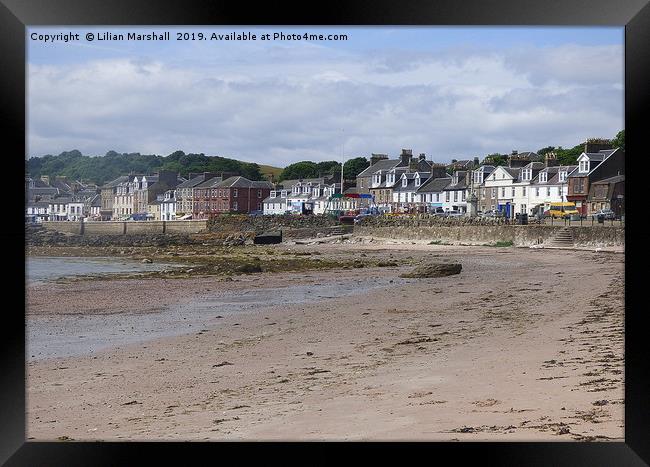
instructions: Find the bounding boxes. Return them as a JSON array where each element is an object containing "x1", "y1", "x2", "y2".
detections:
[{"x1": 341, "y1": 129, "x2": 344, "y2": 212}]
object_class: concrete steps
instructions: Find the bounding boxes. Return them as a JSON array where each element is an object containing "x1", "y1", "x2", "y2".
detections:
[{"x1": 544, "y1": 227, "x2": 575, "y2": 247}]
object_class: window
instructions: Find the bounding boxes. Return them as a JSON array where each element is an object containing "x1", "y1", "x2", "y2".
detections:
[
  {"x1": 415, "y1": 177, "x2": 420, "y2": 187},
  {"x1": 233, "y1": 202, "x2": 238, "y2": 211},
  {"x1": 461, "y1": 191, "x2": 466, "y2": 201},
  {"x1": 535, "y1": 188, "x2": 540, "y2": 197},
  {"x1": 522, "y1": 186, "x2": 526, "y2": 197},
  {"x1": 579, "y1": 160, "x2": 589, "y2": 172},
  {"x1": 233, "y1": 189, "x2": 238, "y2": 197},
  {"x1": 454, "y1": 191, "x2": 458, "y2": 202},
  {"x1": 258, "y1": 190, "x2": 262, "y2": 198},
  {"x1": 402, "y1": 178, "x2": 407, "y2": 187},
  {"x1": 559, "y1": 172, "x2": 567, "y2": 182},
  {"x1": 539, "y1": 172, "x2": 547, "y2": 183},
  {"x1": 445, "y1": 191, "x2": 450, "y2": 202},
  {"x1": 547, "y1": 187, "x2": 551, "y2": 197},
  {"x1": 501, "y1": 187, "x2": 505, "y2": 197},
  {"x1": 492, "y1": 188, "x2": 496, "y2": 197},
  {"x1": 436, "y1": 193, "x2": 440, "y2": 202},
  {"x1": 511, "y1": 187, "x2": 515, "y2": 197}
]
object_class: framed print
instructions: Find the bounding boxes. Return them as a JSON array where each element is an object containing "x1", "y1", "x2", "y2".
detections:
[{"x1": 1, "y1": 0, "x2": 647, "y2": 464}]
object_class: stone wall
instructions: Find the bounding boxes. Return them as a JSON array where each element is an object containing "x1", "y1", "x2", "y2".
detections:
[
  {"x1": 207, "y1": 214, "x2": 340, "y2": 233},
  {"x1": 354, "y1": 216, "x2": 624, "y2": 247},
  {"x1": 41, "y1": 220, "x2": 208, "y2": 236}
]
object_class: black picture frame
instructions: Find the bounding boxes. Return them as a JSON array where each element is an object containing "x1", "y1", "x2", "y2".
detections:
[{"x1": 2, "y1": 0, "x2": 646, "y2": 464}]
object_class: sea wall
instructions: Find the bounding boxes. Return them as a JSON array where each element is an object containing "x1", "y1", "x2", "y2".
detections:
[
  {"x1": 41, "y1": 220, "x2": 208, "y2": 236},
  {"x1": 354, "y1": 217, "x2": 624, "y2": 247}
]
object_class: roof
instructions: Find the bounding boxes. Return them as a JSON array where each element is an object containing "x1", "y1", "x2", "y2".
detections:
[
  {"x1": 28, "y1": 200, "x2": 51, "y2": 208},
  {"x1": 49, "y1": 197, "x2": 73, "y2": 204},
  {"x1": 417, "y1": 176, "x2": 451, "y2": 193},
  {"x1": 523, "y1": 162, "x2": 546, "y2": 170},
  {"x1": 101, "y1": 175, "x2": 131, "y2": 188},
  {"x1": 176, "y1": 174, "x2": 219, "y2": 189},
  {"x1": 393, "y1": 172, "x2": 432, "y2": 192},
  {"x1": 278, "y1": 178, "x2": 327, "y2": 188},
  {"x1": 569, "y1": 148, "x2": 619, "y2": 178},
  {"x1": 357, "y1": 158, "x2": 401, "y2": 177},
  {"x1": 28, "y1": 187, "x2": 59, "y2": 196},
  {"x1": 263, "y1": 195, "x2": 288, "y2": 203},
  {"x1": 215, "y1": 176, "x2": 274, "y2": 189},
  {"x1": 195, "y1": 177, "x2": 224, "y2": 189},
  {"x1": 592, "y1": 174, "x2": 625, "y2": 185}
]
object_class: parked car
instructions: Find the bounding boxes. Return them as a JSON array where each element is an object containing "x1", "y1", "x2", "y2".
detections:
[
  {"x1": 248, "y1": 210, "x2": 263, "y2": 217},
  {"x1": 446, "y1": 210, "x2": 463, "y2": 217},
  {"x1": 430, "y1": 207, "x2": 445, "y2": 216},
  {"x1": 590, "y1": 209, "x2": 616, "y2": 220}
]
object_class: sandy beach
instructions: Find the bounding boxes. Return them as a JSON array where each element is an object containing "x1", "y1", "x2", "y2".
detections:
[{"x1": 26, "y1": 242, "x2": 624, "y2": 441}]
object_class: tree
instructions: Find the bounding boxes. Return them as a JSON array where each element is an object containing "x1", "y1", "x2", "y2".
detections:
[
  {"x1": 278, "y1": 161, "x2": 320, "y2": 181},
  {"x1": 612, "y1": 129, "x2": 625, "y2": 150},
  {"x1": 26, "y1": 149, "x2": 264, "y2": 185},
  {"x1": 343, "y1": 157, "x2": 370, "y2": 180},
  {"x1": 482, "y1": 153, "x2": 508, "y2": 166}
]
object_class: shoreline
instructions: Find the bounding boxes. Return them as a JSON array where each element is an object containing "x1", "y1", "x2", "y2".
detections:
[{"x1": 26, "y1": 243, "x2": 624, "y2": 441}]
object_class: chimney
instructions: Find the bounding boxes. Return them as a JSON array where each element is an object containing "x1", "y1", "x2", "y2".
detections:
[
  {"x1": 418, "y1": 153, "x2": 426, "y2": 162},
  {"x1": 584, "y1": 138, "x2": 613, "y2": 154},
  {"x1": 400, "y1": 149, "x2": 413, "y2": 167},
  {"x1": 40, "y1": 175, "x2": 50, "y2": 185},
  {"x1": 545, "y1": 152, "x2": 559, "y2": 167},
  {"x1": 370, "y1": 153, "x2": 389, "y2": 166},
  {"x1": 473, "y1": 157, "x2": 480, "y2": 167},
  {"x1": 451, "y1": 159, "x2": 458, "y2": 164},
  {"x1": 511, "y1": 150, "x2": 518, "y2": 156}
]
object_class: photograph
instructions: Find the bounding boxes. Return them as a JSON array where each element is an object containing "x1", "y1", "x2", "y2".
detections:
[{"x1": 22, "y1": 24, "x2": 628, "y2": 443}]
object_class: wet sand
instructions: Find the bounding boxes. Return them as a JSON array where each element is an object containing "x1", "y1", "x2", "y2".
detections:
[{"x1": 26, "y1": 242, "x2": 624, "y2": 441}]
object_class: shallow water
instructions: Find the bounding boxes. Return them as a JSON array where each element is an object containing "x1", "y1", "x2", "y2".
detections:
[
  {"x1": 26, "y1": 256, "x2": 176, "y2": 284},
  {"x1": 27, "y1": 270, "x2": 408, "y2": 361}
]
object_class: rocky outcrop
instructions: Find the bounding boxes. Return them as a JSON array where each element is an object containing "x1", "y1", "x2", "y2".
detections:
[{"x1": 399, "y1": 262, "x2": 462, "y2": 278}]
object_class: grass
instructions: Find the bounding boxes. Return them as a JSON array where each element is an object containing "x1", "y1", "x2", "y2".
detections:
[
  {"x1": 258, "y1": 164, "x2": 283, "y2": 181},
  {"x1": 493, "y1": 241, "x2": 514, "y2": 247}
]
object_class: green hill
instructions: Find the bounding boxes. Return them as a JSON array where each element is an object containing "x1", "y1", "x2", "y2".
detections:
[{"x1": 26, "y1": 150, "x2": 268, "y2": 185}]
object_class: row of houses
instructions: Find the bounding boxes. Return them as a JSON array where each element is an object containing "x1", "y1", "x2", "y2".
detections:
[
  {"x1": 352, "y1": 142, "x2": 624, "y2": 218},
  {"x1": 25, "y1": 139, "x2": 625, "y2": 223}
]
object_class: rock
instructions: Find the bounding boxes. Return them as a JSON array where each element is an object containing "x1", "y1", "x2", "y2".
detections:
[
  {"x1": 141, "y1": 258, "x2": 153, "y2": 264},
  {"x1": 399, "y1": 262, "x2": 462, "y2": 278},
  {"x1": 235, "y1": 263, "x2": 262, "y2": 274},
  {"x1": 306, "y1": 351, "x2": 314, "y2": 356}
]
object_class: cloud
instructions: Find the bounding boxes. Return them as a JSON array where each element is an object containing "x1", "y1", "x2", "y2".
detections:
[{"x1": 28, "y1": 39, "x2": 623, "y2": 166}]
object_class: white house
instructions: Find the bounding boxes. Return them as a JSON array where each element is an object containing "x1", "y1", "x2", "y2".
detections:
[
  {"x1": 26, "y1": 201, "x2": 50, "y2": 223},
  {"x1": 527, "y1": 165, "x2": 577, "y2": 215},
  {"x1": 392, "y1": 171, "x2": 431, "y2": 208},
  {"x1": 48, "y1": 197, "x2": 72, "y2": 221},
  {"x1": 67, "y1": 201, "x2": 85, "y2": 221},
  {"x1": 263, "y1": 189, "x2": 290, "y2": 215},
  {"x1": 416, "y1": 176, "x2": 451, "y2": 212},
  {"x1": 159, "y1": 190, "x2": 176, "y2": 220},
  {"x1": 441, "y1": 170, "x2": 469, "y2": 213}
]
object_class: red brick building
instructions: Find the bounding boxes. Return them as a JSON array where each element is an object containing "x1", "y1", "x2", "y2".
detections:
[{"x1": 193, "y1": 176, "x2": 274, "y2": 219}]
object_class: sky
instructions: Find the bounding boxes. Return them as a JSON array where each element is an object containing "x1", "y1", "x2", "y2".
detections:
[{"x1": 27, "y1": 26, "x2": 624, "y2": 166}]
